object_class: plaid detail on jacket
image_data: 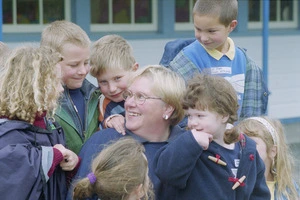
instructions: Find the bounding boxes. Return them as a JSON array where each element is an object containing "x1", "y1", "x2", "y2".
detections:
[{"x1": 168, "y1": 47, "x2": 269, "y2": 119}]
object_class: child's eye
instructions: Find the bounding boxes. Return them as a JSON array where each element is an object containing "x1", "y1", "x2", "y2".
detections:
[
  {"x1": 70, "y1": 64, "x2": 78, "y2": 67},
  {"x1": 99, "y1": 81, "x2": 108, "y2": 86},
  {"x1": 115, "y1": 76, "x2": 122, "y2": 81}
]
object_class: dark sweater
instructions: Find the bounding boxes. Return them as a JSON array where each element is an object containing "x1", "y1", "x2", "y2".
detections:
[
  {"x1": 67, "y1": 125, "x2": 185, "y2": 200},
  {"x1": 153, "y1": 131, "x2": 271, "y2": 200}
]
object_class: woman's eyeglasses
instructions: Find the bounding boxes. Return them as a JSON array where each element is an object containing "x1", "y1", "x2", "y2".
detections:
[{"x1": 122, "y1": 90, "x2": 162, "y2": 105}]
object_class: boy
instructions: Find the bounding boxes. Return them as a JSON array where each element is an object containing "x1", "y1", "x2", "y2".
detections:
[
  {"x1": 89, "y1": 34, "x2": 138, "y2": 134},
  {"x1": 161, "y1": 0, "x2": 269, "y2": 120},
  {"x1": 153, "y1": 74, "x2": 270, "y2": 199},
  {"x1": 40, "y1": 20, "x2": 101, "y2": 154}
]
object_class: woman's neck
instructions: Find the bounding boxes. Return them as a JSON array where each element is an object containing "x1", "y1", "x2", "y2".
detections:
[{"x1": 136, "y1": 125, "x2": 171, "y2": 142}]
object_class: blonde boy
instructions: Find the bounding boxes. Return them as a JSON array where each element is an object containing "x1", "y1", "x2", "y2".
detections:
[
  {"x1": 90, "y1": 34, "x2": 138, "y2": 134},
  {"x1": 40, "y1": 20, "x2": 101, "y2": 154}
]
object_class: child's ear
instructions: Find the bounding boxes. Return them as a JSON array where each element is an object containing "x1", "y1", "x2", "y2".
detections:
[
  {"x1": 269, "y1": 145, "x2": 277, "y2": 159},
  {"x1": 133, "y1": 184, "x2": 144, "y2": 199},
  {"x1": 221, "y1": 115, "x2": 230, "y2": 124},
  {"x1": 132, "y1": 62, "x2": 139, "y2": 71},
  {"x1": 229, "y1": 20, "x2": 238, "y2": 32}
]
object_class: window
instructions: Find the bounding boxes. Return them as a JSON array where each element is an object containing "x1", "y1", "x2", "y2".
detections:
[
  {"x1": 175, "y1": 0, "x2": 196, "y2": 31},
  {"x1": 90, "y1": 0, "x2": 157, "y2": 32},
  {"x1": 175, "y1": 0, "x2": 298, "y2": 31},
  {"x1": 3, "y1": 0, "x2": 70, "y2": 33},
  {"x1": 248, "y1": 0, "x2": 298, "y2": 29}
]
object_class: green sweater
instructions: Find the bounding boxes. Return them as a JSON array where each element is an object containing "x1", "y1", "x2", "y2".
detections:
[{"x1": 55, "y1": 79, "x2": 101, "y2": 154}]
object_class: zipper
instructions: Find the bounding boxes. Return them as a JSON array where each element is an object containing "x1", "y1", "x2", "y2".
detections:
[{"x1": 67, "y1": 90, "x2": 84, "y2": 140}]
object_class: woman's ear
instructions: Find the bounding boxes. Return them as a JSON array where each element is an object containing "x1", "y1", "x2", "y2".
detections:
[{"x1": 164, "y1": 104, "x2": 175, "y2": 120}]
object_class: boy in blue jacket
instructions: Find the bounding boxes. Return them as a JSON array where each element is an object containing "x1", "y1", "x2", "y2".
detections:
[{"x1": 160, "y1": 0, "x2": 269, "y2": 120}]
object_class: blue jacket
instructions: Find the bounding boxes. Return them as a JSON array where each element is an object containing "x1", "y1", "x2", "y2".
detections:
[
  {"x1": 0, "y1": 119, "x2": 67, "y2": 200},
  {"x1": 67, "y1": 125, "x2": 185, "y2": 200},
  {"x1": 153, "y1": 131, "x2": 271, "y2": 200},
  {"x1": 160, "y1": 38, "x2": 269, "y2": 120}
]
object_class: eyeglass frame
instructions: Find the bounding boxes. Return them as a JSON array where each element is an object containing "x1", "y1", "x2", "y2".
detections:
[{"x1": 122, "y1": 89, "x2": 162, "y2": 105}]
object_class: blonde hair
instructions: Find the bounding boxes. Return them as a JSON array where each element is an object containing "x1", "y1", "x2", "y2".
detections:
[
  {"x1": 128, "y1": 65, "x2": 186, "y2": 125},
  {"x1": 193, "y1": 0, "x2": 238, "y2": 26},
  {"x1": 0, "y1": 41, "x2": 10, "y2": 68},
  {"x1": 0, "y1": 45, "x2": 62, "y2": 123},
  {"x1": 73, "y1": 137, "x2": 154, "y2": 200},
  {"x1": 183, "y1": 73, "x2": 239, "y2": 124},
  {"x1": 90, "y1": 34, "x2": 136, "y2": 77},
  {"x1": 225, "y1": 116, "x2": 299, "y2": 200},
  {"x1": 40, "y1": 20, "x2": 90, "y2": 53}
]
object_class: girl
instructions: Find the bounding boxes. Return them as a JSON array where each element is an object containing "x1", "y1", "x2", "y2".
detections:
[
  {"x1": 225, "y1": 116, "x2": 300, "y2": 200},
  {"x1": 73, "y1": 137, "x2": 153, "y2": 200}
]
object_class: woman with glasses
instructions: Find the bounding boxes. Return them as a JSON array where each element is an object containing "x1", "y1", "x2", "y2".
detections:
[{"x1": 67, "y1": 65, "x2": 186, "y2": 200}]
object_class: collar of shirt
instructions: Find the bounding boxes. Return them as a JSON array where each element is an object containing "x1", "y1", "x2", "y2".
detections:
[{"x1": 202, "y1": 37, "x2": 235, "y2": 61}]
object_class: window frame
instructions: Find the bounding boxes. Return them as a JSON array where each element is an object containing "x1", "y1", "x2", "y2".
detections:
[
  {"x1": 175, "y1": 0, "x2": 299, "y2": 31},
  {"x1": 90, "y1": 0, "x2": 158, "y2": 32},
  {"x1": 248, "y1": 0, "x2": 298, "y2": 29},
  {"x1": 2, "y1": 0, "x2": 71, "y2": 33}
]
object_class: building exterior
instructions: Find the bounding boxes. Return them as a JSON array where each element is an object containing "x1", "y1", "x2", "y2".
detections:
[
  {"x1": 2, "y1": 0, "x2": 300, "y2": 42},
  {"x1": 2, "y1": 0, "x2": 300, "y2": 127}
]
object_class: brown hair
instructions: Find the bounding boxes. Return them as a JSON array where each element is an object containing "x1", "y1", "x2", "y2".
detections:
[
  {"x1": 182, "y1": 73, "x2": 238, "y2": 124},
  {"x1": 193, "y1": 0, "x2": 238, "y2": 26},
  {"x1": 90, "y1": 34, "x2": 136, "y2": 77}
]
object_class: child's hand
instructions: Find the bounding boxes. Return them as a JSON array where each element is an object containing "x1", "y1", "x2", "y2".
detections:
[
  {"x1": 191, "y1": 129, "x2": 213, "y2": 150},
  {"x1": 106, "y1": 115, "x2": 126, "y2": 135},
  {"x1": 53, "y1": 144, "x2": 79, "y2": 171}
]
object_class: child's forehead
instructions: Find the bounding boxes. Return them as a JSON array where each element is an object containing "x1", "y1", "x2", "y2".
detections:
[
  {"x1": 61, "y1": 43, "x2": 89, "y2": 53},
  {"x1": 97, "y1": 67, "x2": 131, "y2": 77}
]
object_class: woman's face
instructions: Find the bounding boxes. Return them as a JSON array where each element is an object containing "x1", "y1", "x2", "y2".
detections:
[{"x1": 124, "y1": 76, "x2": 167, "y2": 136}]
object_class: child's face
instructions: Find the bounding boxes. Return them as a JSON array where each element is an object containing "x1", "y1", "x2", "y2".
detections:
[
  {"x1": 55, "y1": 63, "x2": 64, "y2": 93},
  {"x1": 97, "y1": 68, "x2": 132, "y2": 102},
  {"x1": 60, "y1": 43, "x2": 90, "y2": 89},
  {"x1": 193, "y1": 14, "x2": 234, "y2": 52},
  {"x1": 187, "y1": 108, "x2": 226, "y2": 139},
  {"x1": 249, "y1": 137, "x2": 268, "y2": 162}
]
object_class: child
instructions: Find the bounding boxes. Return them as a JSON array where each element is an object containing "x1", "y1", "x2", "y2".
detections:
[
  {"x1": 153, "y1": 74, "x2": 270, "y2": 199},
  {"x1": 161, "y1": 0, "x2": 269, "y2": 119},
  {"x1": 40, "y1": 20, "x2": 101, "y2": 154},
  {"x1": 72, "y1": 137, "x2": 154, "y2": 200},
  {"x1": 89, "y1": 34, "x2": 138, "y2": 134},
  {"x1": 224, "y1": 116, "x2": 300, "y2": 200},
  {"x1": 0, "y1": 45, "x2": 80, "y2": 200}
]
